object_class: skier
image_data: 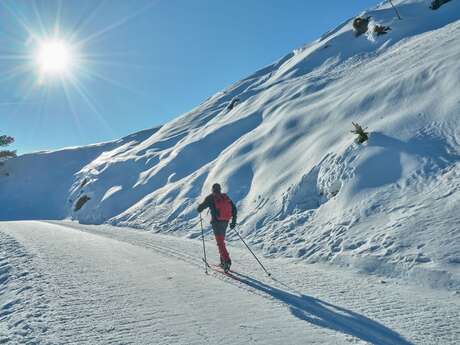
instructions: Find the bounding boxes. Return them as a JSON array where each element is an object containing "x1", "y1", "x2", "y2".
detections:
[{"x1": 197, "y1": 183, "x2": 237, "y2": 272}]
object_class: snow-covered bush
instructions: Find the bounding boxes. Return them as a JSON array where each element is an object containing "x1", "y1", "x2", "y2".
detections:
[
  {"x1": 430, "y1": 0, "x2": 452, "y2": 10},
  {"x1": 227, "y1": 97, "x2": 240, "y2": 111},
  {"x1": 79, "y1": 178, "x2": 88, "y2": 188},
  {"x1": 352, "y1": 16, "x2": 371, "y2": 36},
  {"x1": 74, "y1": 195, "x2": 91, "y2": 212}
]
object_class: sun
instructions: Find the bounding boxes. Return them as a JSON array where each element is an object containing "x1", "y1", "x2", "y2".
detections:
[{"x1": 36, "y1": 39, "x2": 75, "y2": 77}]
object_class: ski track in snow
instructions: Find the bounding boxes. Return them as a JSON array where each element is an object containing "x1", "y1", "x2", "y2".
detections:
[{"x1": 1, "y1": 221, "x2": 459, "y2": 344}]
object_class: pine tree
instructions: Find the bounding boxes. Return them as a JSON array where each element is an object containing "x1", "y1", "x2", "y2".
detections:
[{"x1": 0, "y1": 134, "x2": 17, "y2": 163}]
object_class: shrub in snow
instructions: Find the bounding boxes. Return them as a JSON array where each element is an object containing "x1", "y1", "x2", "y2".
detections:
[
  {"x1": 79, "y1": 178, "x2": 88, "y2": 188},
  {"x1": 352, "y1": 16, "x2": 371, "y2": 36},
  {"x1": 227, "y1": 97, "x2": 240, "y2": 111},
  {"x1": 430, "y1": 0, "x2": 452, "y2": 10},
  {"x1": 350, "y1": 122, "x2": 369, "y2": 144},
  {"x1": 74, "y1": 195, "x2": 91, "y2": 212},
  {"x1": 373, "y1": 25, "x2": 391, "y2": 36}
]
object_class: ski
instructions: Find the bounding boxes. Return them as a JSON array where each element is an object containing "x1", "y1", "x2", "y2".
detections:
[
  {"x1": 207, "y1": 263, "x2": 242, "y2": 281},
  {"x1": 202, "y1": 258, "x2": 238, "y2": 276}
]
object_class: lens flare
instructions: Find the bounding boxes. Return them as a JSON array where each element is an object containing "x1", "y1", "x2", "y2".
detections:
[{"x1": 36, "y1": 40, "x2": 74, "y2": 76}]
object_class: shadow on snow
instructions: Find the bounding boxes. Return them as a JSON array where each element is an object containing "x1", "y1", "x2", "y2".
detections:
[{"x1": 230, "y1": 271, "x2": 413, "y2": 345}]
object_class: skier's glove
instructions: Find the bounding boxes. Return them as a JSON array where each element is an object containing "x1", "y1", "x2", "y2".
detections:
[{"x1": 230, "y1": 221, "x2": 236, "y2": 229}]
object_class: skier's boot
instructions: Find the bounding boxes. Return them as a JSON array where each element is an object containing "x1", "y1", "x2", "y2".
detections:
[
  {"x1": 219, "y1": 257, "x2": 225, "y2": 269},
  {"x1": 223, "y1": 259, "x2": 232, "y2": 273}
]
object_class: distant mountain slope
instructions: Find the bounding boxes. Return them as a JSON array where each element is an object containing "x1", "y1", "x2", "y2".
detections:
[
  {"x1": 1, "y1": 0, "x2": 459, "y2": 290},
  {"x1": 0, "y1": 127, "x2": 160, "y2": 220}
]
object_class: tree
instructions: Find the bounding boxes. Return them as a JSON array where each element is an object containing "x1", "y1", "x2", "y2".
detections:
[{"x1": 0, "y1": 134, "x2": 17, "y2": 163}]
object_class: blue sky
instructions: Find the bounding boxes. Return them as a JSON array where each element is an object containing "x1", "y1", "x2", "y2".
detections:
[{"x1": 1, "y1": 0, "x2": 378, "y2": 154}]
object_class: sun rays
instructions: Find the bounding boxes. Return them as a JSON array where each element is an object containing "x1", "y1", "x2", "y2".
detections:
[
  {"x1": 35, "y1": 39, "x2": 75, "y2": 77},
  {"x1": 0, "y1": 0, "x2": 158, "y2": 135}
]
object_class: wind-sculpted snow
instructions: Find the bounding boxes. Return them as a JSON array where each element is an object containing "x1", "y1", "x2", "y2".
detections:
[
  {"x1": 0, "y1": 0, "x2": 459, "y2": 291},
  {"x1": 0, "y1": 126, "x2": 160, "y2": 221},
  {"x1": 0, "y1": 231, "x2": 49, "y2": 343}
]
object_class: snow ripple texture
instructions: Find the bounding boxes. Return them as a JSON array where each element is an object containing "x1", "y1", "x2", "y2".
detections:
[
  {"x1": 0, "y1": 231, "x2": 50, "y2": 344},
  {"x1": 1, "y1": 221, "x2": 459, "y2": 344}
]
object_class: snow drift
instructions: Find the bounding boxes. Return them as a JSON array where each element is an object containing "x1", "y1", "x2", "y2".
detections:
[{"x1": 1, "y1": 0, "x2": 459, "y2": 291}]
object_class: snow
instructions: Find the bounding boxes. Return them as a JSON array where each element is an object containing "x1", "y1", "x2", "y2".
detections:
[
  {"x1": 1, "y1": 220, "x2": 459, "y2": 344},
  {"x1": 0, "y1": 127, "x2": 160, "y2": 220},
  {"x1": 1, "y1": 0, "x2": 459, "y2": 296}
]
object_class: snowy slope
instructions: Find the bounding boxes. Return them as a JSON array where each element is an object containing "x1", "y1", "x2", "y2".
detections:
[
  {"x1": 1, "y1": 0, "x2": 459, "y2": 290},
  {"x1": 0, "y1": 127, "x2": 159, "y2": 220}
]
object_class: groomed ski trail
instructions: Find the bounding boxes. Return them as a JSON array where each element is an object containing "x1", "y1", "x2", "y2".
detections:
[{"x1": 1, "y1": 221, "x2": 458, "y2": 345}]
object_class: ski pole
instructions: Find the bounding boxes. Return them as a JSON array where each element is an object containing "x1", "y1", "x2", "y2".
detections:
[
  {"x1": 232, "y1": 227, "x2": 271, "y2": 277},
  {"x1": 199, "y1": 213, "x2": 208, "y2": 274}
]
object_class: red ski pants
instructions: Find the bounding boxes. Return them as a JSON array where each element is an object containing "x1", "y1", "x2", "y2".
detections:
[{"x1": 214, "y1": 234, "x2": 230, "y2": 263}]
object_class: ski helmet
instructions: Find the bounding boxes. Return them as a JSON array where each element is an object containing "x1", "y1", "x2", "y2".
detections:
[{"x1": 212, "y1": 183, "x2": 221, "y2": 193}]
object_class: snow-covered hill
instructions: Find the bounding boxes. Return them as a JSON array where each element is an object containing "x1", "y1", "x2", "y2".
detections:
[{"x1": 1, "y1": 0, "x2": 459, "y2": 291}]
